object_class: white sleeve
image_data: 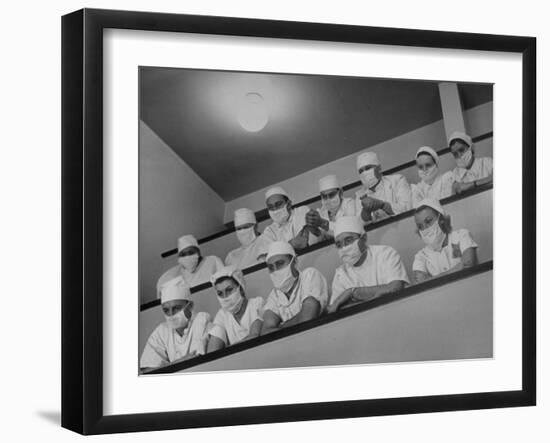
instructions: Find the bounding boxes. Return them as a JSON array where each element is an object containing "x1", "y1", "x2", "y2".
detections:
[
  {"x1": 390, "y1": 175, "x2": 412, "y2": 214},
  {"x1": 190, "y1": 312, "x2": 212, "y2": 356},
  {"x1": 412, "y1": 250, "x2": 428, "y2": 274},
  {"x1": 263, "y1": 292, "x2": 280, "y2": 317},
  {"x1": 208, "y1": 310, "x2": 228, "y2": 345},
  {"x1": 380, "y1": 246, "x2": 410, "y2": 284},
  {"x1": 300, "y1": 268, "x2": 328, "y2": 310},
  {"x1": 330, "y1": 269, "x2": 348, "y2": 303},
  {"x1": 456, "y1": 229, "x2": 478, "y2": 253},
  {"x1": 411, "y1": 183, "x2": 423, "y2": 208},
  {"x1": 140, "y1": 327, "x2": 169, "y2": 369}
]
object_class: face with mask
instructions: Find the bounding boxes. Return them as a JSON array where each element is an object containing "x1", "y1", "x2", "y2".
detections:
[
  {"x1": 267, "y1": 254, "x2": 298, "y2": 293},
  {"x1": 267, "y1": 195, "x2": 291, "y2": 225},
  {"x1": 416, "y1": 153, "x2": 439, "y2": 185},
  {"x1": 214, "y1": 277, "x2": 245, "y2": 314},
  {"x1": 235, "y1": 223, "x2": 257, "y2": 247},
  {"x1": 321, "y1": 188, "x2": 342, "y2": 214},
  {"x1": 162, "y1": 300, "x2": 192, "y2": 330},
  {"x1": 335, "y1": 232, "x2": 366, "y2": 266},
  {"x1": 358, "y1": 165, "x2": 381, "y2": 189},
  {"x1": 415, "y1": 207, "x2": 447, "y2": 251},
  {"x1": 178, "y1": 246, "x2": 200, "y2": 273},
  {"x1": 451, "y1": 139, "x2": 474, "y2": 169}
]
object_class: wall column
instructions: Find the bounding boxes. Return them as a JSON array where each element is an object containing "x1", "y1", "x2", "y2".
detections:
[{"x1": 438, "y1": 82, "x2": 465, "y2": 143}]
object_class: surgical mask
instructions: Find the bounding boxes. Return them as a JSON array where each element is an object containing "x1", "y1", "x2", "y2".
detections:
[
  {"x1": 338, "y1": 238, "x2": 364, "y2": 265},
  {"x1": 178, "y1": 254, "x2": 199, "y2": 272},
  {"x1": 269, "y1": 206, "x2": 290, "y2": 225},
  {"x1": 418, "y1": 165, "x2": 439, "y2": 184},
  {"x1": 165, "y1": 308, "x2": 190, "y2": 330},
  {"x1": 218, "y1": 289, "x2": 244, "y2": 314},
  {"x1": 419, "y1": 217, "x2": 446, "y2": 250},
  {"x1": 456, "y1": 148, "x2": 473, "y2": 168},
  {"x1": 360, "y1": 168, "x2": 379, "y2": 189},
  {"x1": 236, "y1": 226, "x2": 256, "y2": 247},
  {"x1": 324, "y1": 195, "x2": 341, "y2": 213},
  {"x1": 270, "y1": 260, "x2": 297, "y2": 293}
]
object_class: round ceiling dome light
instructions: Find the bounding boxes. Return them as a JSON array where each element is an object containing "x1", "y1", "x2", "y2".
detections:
[{"x1": 237, "y1": 92, "x2": 269, "y2": 132}]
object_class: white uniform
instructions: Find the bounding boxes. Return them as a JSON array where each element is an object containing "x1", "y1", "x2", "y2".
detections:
[
  {"x1": 412, "y1": 229, "x2": 478, "y2": 277},
  {"x1": 411, "y1": 171, "x2": 454, "y2": 207},
  {"x1": 331, "y1": 245, "x2": 410, "y2": 301},
  {"x1": 157, "y1": 255, "x2": 224, "y2": 298},
  {"x1": 264, "y1": 267, "x2": 328, "y2": 322},
  {"x1": 317, "y1": 197, "x2": 357, "y2": 235},
  {"x1": 140, "y1": 312, "x2": 211, "y2": 369},
  {"x1": 452, "y1": 157, "x2": 493, "y2": 183},
  {"x1": 355, "y1": 174, "x2": 412, "y2": 222},
  {"x1": 209, "y1": 296, "x2": 265, "y2": 345},
  {"x1": 262, "y1": 206, "x2": 320, "y2": 246},
  {"x1": 225, "y1": 236, "x2": 269, "y2": 270}
]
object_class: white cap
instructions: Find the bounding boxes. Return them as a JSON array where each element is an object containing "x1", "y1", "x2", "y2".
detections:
[
  {"x1": 415, "y1": 198, "x2": 446, "y2": 216},
  {"x1": 416, "y1": 146, "x2": 439, "y2": 163},
  {"x1": 160, "y1": 276, "x2": 191, "y2": 304},
  {"x1": 210, "y1": 265, "x2": 246, "y2": 291},
  {"x1": 177, "y1": 234, "x2": 199, "y2": 252},
  {"x1": 319, "y1": 174, "x2": 340, "y2": 192},
  {"x1": 356, "y1": 151, "x2": 380, "y2": 170},
  {"x1": 266, "y1": 241, "x2": 296, "y2": 261},
  {"x1": 265, "y1": 186, "x2": 289, "y2": 201},
  {"x1": 448, "y1": 131, "x2": 472, "y2": 147},
  {"x1": 333, "y1": 216, "x2": 365, "y2": 238},
  {"x1": 234, "y1": 208, "x2": 256, "y2": 227}
]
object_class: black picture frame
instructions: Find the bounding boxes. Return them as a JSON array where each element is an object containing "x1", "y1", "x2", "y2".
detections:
[{"x1": 61, "y1": 8, "x2": 536, "y2": 435}]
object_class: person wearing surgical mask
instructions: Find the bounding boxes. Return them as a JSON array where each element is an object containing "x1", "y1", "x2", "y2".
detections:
[
  {"x1": 327, "y1": 216, "x2": 409, "y2": 313},
  {"x1": 260, "y1": 241, "x2": 328, "y2": 335},
  {"x1": 156, "y1": 234, "x2": 224, "y2": 298},
  {"x1": 411, "y1": 146, "x2": 454, "y2": 207},
  {"x1": 449, "y1": 131, "x2": 493, "y2": 195},
  {"x1": 225, "y1": 208, "x2": 269, "y2": 270},
  {"x1": 412, "y1": 198, "x2": 478, "y2": 283},
  {"x1": 354, "y1": 151, "x2": 412, "y2": 224},
  {"x1": 261, "y1": 186, "x2": 321, "y2": 252},
  {"x1": 305, "y1": 174, "x2": 356, "y2": 238},
  {"x1": 206, "y1": 266, "x2": 264, "y2": 352},
  {"x1": 140, "y1": 276, "x2": 211, "y2": 371}
]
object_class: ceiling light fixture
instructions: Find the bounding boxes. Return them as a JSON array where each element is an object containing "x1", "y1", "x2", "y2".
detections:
[{"x1": 237, "y1": 92, "x2": 269, "y2": 132}]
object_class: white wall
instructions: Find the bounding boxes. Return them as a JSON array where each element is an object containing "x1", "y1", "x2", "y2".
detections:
[
  {"x1": 224, "y1": 102, "x2": 492, "y2": 221},
  {"x1": 139, "y1": 121, "x2": 226, "y2": 302}
]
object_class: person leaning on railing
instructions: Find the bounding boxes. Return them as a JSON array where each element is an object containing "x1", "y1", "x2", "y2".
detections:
[
  {"x1": 225, "y1": 208, "x2": 270, "y2": 271},
  {"x1": 156, "y1": 234, "x2": 224, "y2": 298},
  {"x1": 260, "y1": 241, "x2": 328, "y2": 335},
  {"x1": 206, "y1": 266, "x2": 264, "y2": 352},
  {"x1": 304, "y1": 174, "x2": 357, "y2": 239},
  {"x1": 140, "y1": 276, "x2": 211, "y2": 371},
  {"x1": 327, "y1": 216, "x2": 409, "y2": 313},
  {"x1": 411, "y1": 146, "x2": 454, "y2": 207},
  {"x1": 261, "y1": 186, "x2": 322, "y2": 252},
  {"x1": 449, "y1": 131, "x2": 493, "y2": 195},
  {"x1": 411, "y1": 198, "x2": 479, "y2": 284},
  {"x1": 354, "y1": 151, "x2": 412, "y2": 225}
]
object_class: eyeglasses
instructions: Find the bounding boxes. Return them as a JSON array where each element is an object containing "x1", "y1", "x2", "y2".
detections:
[
  {"x1": 267, "y1": 199, "x2": 288, "y2": 211},
  {"x1": 321, "y1": 189, "x2": 339, "y2": 200},
  {"x1": 358, "y1": 165, "x2": 375, "y2": 175},
  {"x1": 451, "y1": 144, "x2": 470, "y2": 158}
]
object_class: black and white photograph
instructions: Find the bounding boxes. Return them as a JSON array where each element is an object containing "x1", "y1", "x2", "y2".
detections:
[{"x1": 138, "y1": 68, "x2": 494, "y2": 375}]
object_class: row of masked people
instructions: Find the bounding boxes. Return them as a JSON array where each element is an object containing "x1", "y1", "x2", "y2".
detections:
[
  {"x1": 156, "y1": 130, "x2": 492, "y2": 296},
  {"x1": 141, "y1": 198, "x2": 480, "y2": 370}
]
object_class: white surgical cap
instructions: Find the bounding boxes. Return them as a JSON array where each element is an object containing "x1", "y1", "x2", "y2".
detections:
[
  {"x1": 266, "y1": 241, "x2": 296, "y2": 261},
  {"x1": 356, "y1": 151, "x2": 380, "y2": 170},
  {"x1": 210, "y1": 265, "x2": 246, "y2": 291},
  {"x1": 333, "y1": 216, "x2": 365, "y2": 238},
  {"x1": 448, "y1": 131, "x2": 472, "y2": 147},
  {"x1": 177, "y1": 234, "x2": 199, "y2": 252},
  {"x1": 416, "y1": 146, "x2": 439, "y2": 163},
  {"x1": 319, "y1": 174, "x2": 340, "y2": 192},
  {"x1": 415, "y1": 198, "x2": 446, "y2": 216},
  {"x1": 234, "y1": 208, "x2": 256, "y2": 226},
  {"x1": 265, "y1": 186, "x2": 289, "y2": 201},
  {"x1": 160, "y1": 276, "x2": 191, "y2": 304}
]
